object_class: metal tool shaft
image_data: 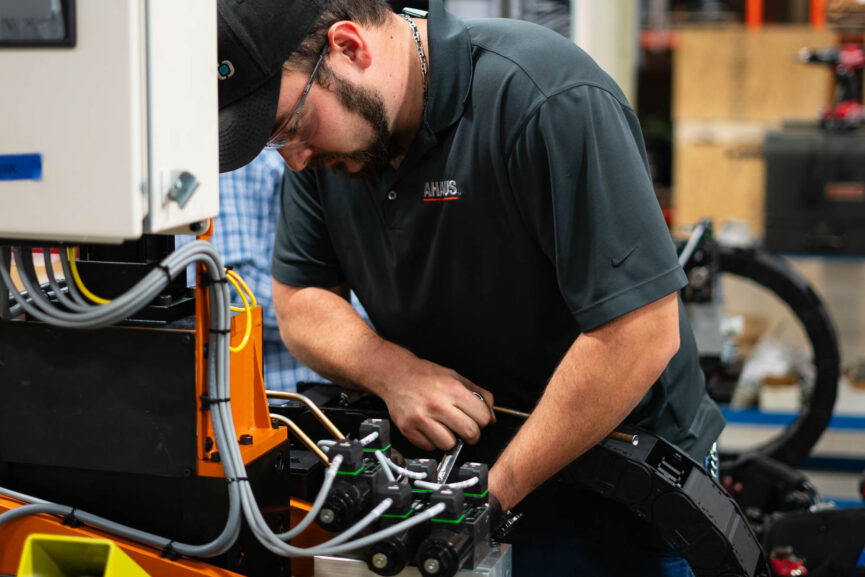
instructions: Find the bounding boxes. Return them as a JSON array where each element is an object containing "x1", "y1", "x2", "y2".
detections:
[
  {"x1": 436, "y1": 439, "x2": 464, "y2": 484},
  {"x1": 492, "y1": 405, "x2": 638, "y2": 446}
]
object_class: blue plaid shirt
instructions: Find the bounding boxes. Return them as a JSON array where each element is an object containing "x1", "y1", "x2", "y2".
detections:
[{"x1": 179, "y1": 150, "x2": 328, "y2": 391}]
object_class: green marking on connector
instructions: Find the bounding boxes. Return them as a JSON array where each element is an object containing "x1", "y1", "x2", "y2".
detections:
[
  {"x1": 381, "y1": 508, "x2": 415, "y2": 519},
  {"x1": 363, "y1": 444, "x2": 392, "y2": 452},
  {"x1": 432, "y1": 514, "x2": 466, "y2": 524},
  {"x1": 411, "y1": 489, "x2": 433, "y2": 493},
  {"x1": 337, "y1": 465, "x2": 365, "y2": 476},
  {"x1": 464, "y1": 489, "x2": 489, "y2": 498}
]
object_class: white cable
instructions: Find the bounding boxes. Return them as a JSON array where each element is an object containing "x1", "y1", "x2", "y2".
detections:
[
  {"x1": 309, "y1": 497, "x2": 393, "y2": 549},
  {"x1": 0, "y1": 243, "x2": 243, "y2": 558},
  {"x1": 374, "y1": 450, "x2": 396, "y2": 483},
  {"x1": 359, "y1": 431, "x2": 379, "y2": 446},
  {"x1": 0, "y1": 487, "x2": 50, "y2": 505},
  {"x1": 386, "y1": 459, "x2": 428, "y2": 480},
  {"x1": 414, "y1": 476, "x2": 479, "y2": 491},
  {"x1": 299, "y1": 502, "x2": 446, "y2": 557},
  {"x1": 1, "y1": 241, "x2": 441, "y2": 560},
  {"x1": 275, "y1": 455, "x2": 342, "y2": 541},
  {"x1": 678, "y1": 222, "x2": 707, "y2": 267},
  {"x1": 317, "y1": 439, "x2": 337, "y2": 453}
]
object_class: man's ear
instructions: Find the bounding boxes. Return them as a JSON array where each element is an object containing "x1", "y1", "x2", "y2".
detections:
[{"x1": 328, "y1": 21, "x2": 373, "y2": 71}]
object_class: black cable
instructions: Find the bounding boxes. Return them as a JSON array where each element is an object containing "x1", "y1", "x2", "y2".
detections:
[
  {"x1": 61, "y1": 508, "x2": 82, "y2": 528},
  {"x1": 200, "y1": 394, "x2": 231, "y2": 411},
  {"x1": 200, "y1": 276, "x2": 229, "y2": 288},
  {"x1": 161, "y1": 541, "x2": 179, "y2": 561}
]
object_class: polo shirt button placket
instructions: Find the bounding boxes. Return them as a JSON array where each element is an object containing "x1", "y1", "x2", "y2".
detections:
[{"x1": 387, "y1": 190, "x2": 397, "y2": 200}]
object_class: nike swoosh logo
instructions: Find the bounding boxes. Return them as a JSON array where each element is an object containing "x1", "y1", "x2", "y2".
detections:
[{"x1": 611, "y1": 246, "x2": 637, "y2": 268}]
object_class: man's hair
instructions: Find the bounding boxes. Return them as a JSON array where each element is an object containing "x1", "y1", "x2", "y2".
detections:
[{"x1": 286, "y1": 0, "x2": 392, "y2": 74}]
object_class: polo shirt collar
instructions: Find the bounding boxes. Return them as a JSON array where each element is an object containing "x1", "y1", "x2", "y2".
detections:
[{"x1": 424, "y1": 0, "x2": 473, "y2": 133}]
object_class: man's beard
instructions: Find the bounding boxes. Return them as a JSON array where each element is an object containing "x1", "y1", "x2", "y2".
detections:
[{"x1": 308, "y1": 69, "x2": 399, "y2": 180}]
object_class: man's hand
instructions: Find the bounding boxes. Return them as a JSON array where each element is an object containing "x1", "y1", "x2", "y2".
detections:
[
  {"x1": 273, "y1": 281, "x2": 495, "y2": 453},
  {"x1": 380, "y1": 358, "x2": 495, "y2": 451}
]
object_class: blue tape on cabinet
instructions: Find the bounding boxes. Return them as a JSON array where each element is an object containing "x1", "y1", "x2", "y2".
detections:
[{"x1": 0, "y1": 154, "x2": 42, "y2": 181}]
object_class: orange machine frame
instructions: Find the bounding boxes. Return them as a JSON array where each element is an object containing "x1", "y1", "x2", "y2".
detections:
[
  {"x1": 193, "y1": 225, "x2": 287, "y2": 476},
  {"x1": 0, "y1": 494, "x2": 327, "y2": 577},
  {"x1": 0, "y1": 492, "x2": 244, "y2": 577},
  {"x1": 0, "y1": 228, "x2": 311, "y2": 574}
]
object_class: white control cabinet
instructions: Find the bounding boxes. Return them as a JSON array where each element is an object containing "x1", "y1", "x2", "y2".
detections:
[{"x1": 0, "y1": 0, "x2": 219, "y2": 243}]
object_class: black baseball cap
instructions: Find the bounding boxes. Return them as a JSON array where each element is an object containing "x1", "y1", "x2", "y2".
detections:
[{"x1": 217, "y1": 0, "x2": 329, "y2": 173}]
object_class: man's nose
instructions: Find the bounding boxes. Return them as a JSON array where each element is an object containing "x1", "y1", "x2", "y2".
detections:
[{"x1": 279, "y1": 146, "x2": 313, "y2": 171}]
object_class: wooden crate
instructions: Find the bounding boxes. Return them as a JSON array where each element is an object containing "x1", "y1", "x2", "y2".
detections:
[
  {"x1": 673, "y1": 25, "x2": 837, "y2": 123},
  {"x1": 672, "y1": 25, "x2": 838, "y2": 232},
  {"x1": 673, "y1": 122, "x2": 767, "y2": 232},
  {"x1": 827, "y1": 0, "x2": 865, "y2": 28}
]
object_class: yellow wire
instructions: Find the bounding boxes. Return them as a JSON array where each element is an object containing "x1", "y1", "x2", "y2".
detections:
[
  {"x1": 66, "y1": 247, "x2": 111, "y2": 305},
  {"x1": 226, "y1": 269, "x2": 257, "y2": 308},
  {"x1": 64, "y1": 252, "x2": 252, "y2": 350},
  {"x1": 227, "y1": 271, "x2": 245, "y2": 313},
  {"x1": 226, "y1": 271, "x2": 246, "y2": 312},
  {"x1": 225, "y1": 273, "x2": 252, "y2": 353}
]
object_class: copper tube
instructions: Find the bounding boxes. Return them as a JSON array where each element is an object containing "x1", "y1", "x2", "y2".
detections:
[
  {"x1": 607, "y1": 431, "x2": 640, "y2": 446},
  {"x1": 266, "y1": 390, "x2": 346, "y2": 440},
  {"x1": 270, "y1": 413, "x2": 330, "y2": 465}
]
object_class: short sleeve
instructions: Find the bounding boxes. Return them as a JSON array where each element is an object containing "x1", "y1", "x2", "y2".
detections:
[
  {"x1": 507, "y1": 85, "x2": 686, "y2": 332},
  {"x1": 271, "y1": 168, "x2": 345, "y2": 288}
]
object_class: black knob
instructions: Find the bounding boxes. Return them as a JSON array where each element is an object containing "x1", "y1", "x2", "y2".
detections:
[
  {"x1": 366, "y1": 534, "x2": 409, "y2": 576},
  {"x1": 415, "y1": 532, "x2": 471, "y2": 577},
  {"x1": 318, "y1": 483, "x2": 364, "y2": 532}
]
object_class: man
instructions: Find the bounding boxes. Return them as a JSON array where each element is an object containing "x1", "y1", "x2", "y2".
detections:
[{"x1": 216, "y1": 0, "x2": 724, "y2": 574}]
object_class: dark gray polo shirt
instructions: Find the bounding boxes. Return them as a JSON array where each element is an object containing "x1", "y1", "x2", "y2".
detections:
[{"x1": 272, "y1": 0, "x2": 724, "y2": 459}]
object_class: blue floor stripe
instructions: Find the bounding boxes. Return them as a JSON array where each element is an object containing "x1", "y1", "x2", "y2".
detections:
[
  {"x1": 721, "y1": 407, "x2": 865, "y2": 430},
  {"x1": 825, "y1": 499, "x2": 864, "y2": 509}
]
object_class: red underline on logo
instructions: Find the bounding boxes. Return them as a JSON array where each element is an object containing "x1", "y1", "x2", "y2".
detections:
[{"x1": 423, "y1": 197, "x2": 460, "y2": 202}]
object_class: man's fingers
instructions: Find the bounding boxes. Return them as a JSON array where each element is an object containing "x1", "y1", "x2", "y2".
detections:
[
  {"x1": 471, "y1": 388, "x2": 497, "y2": 424},
  {"x1": 447, "y1": 411, "x2": 482, "y2": 445},
  {"x1": 408, "y1": 429, "x2": 438, "y2": 452},
  {"x1": 385, "y1": 363, "x2": 496, "y2": 451},
  {"x1": 454, "y1": 387, "x2": 495, "y2": 430},
  {"x1": 452, "y1": 375, "x2": 496, "y2": 425},
  {"x1": 423, "y1": 421, "x2": 459, "y2": 451},
  {"x1": 424, "y1": 391, "x2": 484, "y2": 444}
]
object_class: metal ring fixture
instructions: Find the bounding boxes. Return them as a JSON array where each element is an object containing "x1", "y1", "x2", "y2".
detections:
[{"x1": 718, "y1": 246, "x2": 840, "y2": 467}]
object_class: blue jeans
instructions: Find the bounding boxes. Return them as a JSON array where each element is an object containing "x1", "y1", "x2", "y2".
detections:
[{"x1": 504, "y1": 482, "x2": 695, "y2": 577}]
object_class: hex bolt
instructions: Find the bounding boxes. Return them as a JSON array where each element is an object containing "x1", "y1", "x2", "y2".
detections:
[
  {"x1": 320, "y1": 509, "x2": 336, "y2": 525},
  {"x1": 371, "y1": 553, "x2": 389, "y2": 569}
]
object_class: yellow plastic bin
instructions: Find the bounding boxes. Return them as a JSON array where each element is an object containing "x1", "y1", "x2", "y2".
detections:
[{"x1": 16, "y1": 534, "x2": 151, "y2": 577}]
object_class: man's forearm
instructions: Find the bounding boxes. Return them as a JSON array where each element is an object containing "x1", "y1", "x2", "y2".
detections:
[
  {"x1": 488, "y1": 293, "x2": 681, "y2": 510},
  {"x1": 272, "y1": 280, "x2": 496, "y2": 450},
  {"x1": 272, "y1": 281, "x2": 412, "y2": 394}
]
